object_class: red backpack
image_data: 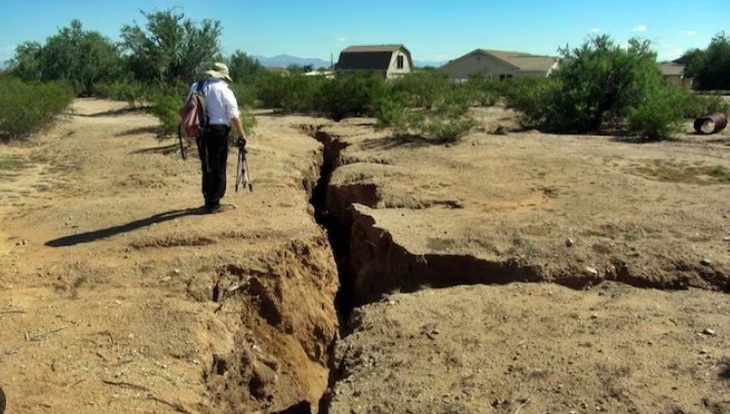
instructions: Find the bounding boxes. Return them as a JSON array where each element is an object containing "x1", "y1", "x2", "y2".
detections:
[{"x1": 179, "y1": 80, "x2": 208, "y2": 137}]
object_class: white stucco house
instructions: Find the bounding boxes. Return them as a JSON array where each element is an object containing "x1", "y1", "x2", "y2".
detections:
[{"x1": 440, "y1": 49, "x2": 560, "y2": 81}]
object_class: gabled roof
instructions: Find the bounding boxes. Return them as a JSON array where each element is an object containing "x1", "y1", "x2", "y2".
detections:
[
  {"x1": 342, "y1": 45, "x2": 404, "y2": 53},
  {"x1": 442, "y1": 49, "x2": 559, "y2": 73},
  {"x1": 479, "y1": 49, "x2": 559, "y2": 72},
  {"x1": 336, "y1": 44, "x2": 411, "y2": 71}
]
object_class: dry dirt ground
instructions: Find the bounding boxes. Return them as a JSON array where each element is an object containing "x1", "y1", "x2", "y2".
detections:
[{"x1": 1, "y1": 100, "x2": 729, "y2": 414}]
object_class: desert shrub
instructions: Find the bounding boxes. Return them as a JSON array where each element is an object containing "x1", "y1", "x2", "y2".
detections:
[
  {"x1": 627, "y1": 80, "x2": 688, "y2": 140},
  {"x1": 0, "y1": 77, "x2": 74, "y2": 140},
  {"x1": 374, "y1": 92, "x2": 423, "y2": 136},
  {"x1": 504, "y1": 77, "x2": 561, "y2": 128},
  {"x1": 684, "y1": 33, "x2": 730, "y2": 91},
  {"x1": 93, "y1": 80, "x2": 150, "y2": 107},
  {"x1": 315, "y1": 72, "x2": 387, "y2": 120},
  {"x1": 257, "y1": 73, "x2": 325, "y2": 113},
  {"x1": 148, "y1": 90, "x2": 183, "y2": 137},
  {"x1": 420, "y1": 116, "x2": 479, "y2": 143},
  {"x1": 375, "y1": 85, "x2": 478, "y2": 143},
  {"x1": 547, "y1": 37, "x2": 666, "y2": 132},
  {"x1": 507, "y1": 35, "x2": 688, "y2": 139},
  {"x1": 682, "y1": 94, "x2": 730, "y2": 118},
  {"x1": 229, "y1": 81, "x2": 258, "y2": 109},
  {"x1": 462, "y1": 74, "x2": 500, "y2": 106},
  {"x1": 391, "y1": 71, "x2": 451, "y2": 109}
]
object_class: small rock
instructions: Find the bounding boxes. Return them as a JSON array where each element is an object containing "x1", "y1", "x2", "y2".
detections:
[
  {"x1": 565, "y1": 238, "x2": 574, "y2": 247},
  {"x1": 699, "y1": 349, "x2": 709, "y2": 355},
  {"x1": 701, "y1": 258, "x2": 713, "y2": 266},
  {"x1": 585, "y1": 266, "x2": 599, "y2": 276},
  {"x1": 173, "y1": 269, "x2": 181, "y2": 275},
  {"x1": 702, "y1": 328, "x2": 716, "y2": 336},
  {"x1": 723, "y1": 236, "x2": 730, "y2": 242},
  {"x1": 493, "y1": 125, "x2": 508, "y2": 135}
]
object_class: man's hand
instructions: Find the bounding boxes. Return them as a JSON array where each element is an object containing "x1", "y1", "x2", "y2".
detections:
[{"x1": 236, "y1": 137, "x2": 247, "y2": 150}]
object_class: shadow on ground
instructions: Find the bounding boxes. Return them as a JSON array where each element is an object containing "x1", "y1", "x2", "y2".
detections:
[
  {"x1": 45, "y1": 208, "x2": 205, "y2": 247},
  {"x1": 360, "y1": 135, "x2": 432, "y2": 150},
  {"x1": 130, "y1": 143, "x2": 183, "y2": 156},
  {"x1": 71, "y1": 106, "x2": 152, "y2": 118},
  {"x1": 116, "y1": 126, "x2": 161, "y2": 137}
]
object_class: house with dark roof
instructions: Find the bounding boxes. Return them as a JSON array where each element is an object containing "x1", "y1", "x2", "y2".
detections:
[
  {"x1": 335, "y1": 45, "x2": 413, "y2": 79},
  {"x1": 440, "y1": 49, "x2": 560, "y2": 81}
]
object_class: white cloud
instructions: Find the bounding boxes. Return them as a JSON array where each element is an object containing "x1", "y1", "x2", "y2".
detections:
[
  {"x1": 681, "y1": 30, "x2": 696, "y2": 36},
  {"x1": 335, "y1": 35, "x2": 348, "y2": 44},
  {"x1": 632, "y1": 24, "x2": 648, "y2": 33},
  {"x1": 590, "y1": 28, "x2": 601, "y2": 33}
]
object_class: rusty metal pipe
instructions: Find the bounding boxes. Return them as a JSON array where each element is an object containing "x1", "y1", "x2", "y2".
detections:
[{"x1": 694, "y1": 113, "x2": 728, "y2": 135}]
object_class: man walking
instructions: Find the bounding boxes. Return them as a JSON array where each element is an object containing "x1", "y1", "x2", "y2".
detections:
[{"x1": 188, "y1": 62, "x2": 247, "y2": 214}]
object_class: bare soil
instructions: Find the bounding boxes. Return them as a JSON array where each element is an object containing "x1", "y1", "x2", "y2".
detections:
[{"x1": 0, "y1": 100, "x2": 728, "y2": 414}]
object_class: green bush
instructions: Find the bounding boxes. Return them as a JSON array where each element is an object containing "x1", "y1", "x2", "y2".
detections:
[
  {"x1": 420, "y1": 116, "x2": 479, "y2": 143},
  {"x1": 462, "y1": 74, "x2": 501, "y2": 106},
  {"x1": 94, "y1": 80, "x2": 150, "y2": 107},
  {"x1": 229, "y1": 81, "x2": 258, "y2": 109},
  {"x1": 0, "y1": 77, "x2": 74, "y2": 140},
  {"x1": 391, "y1": 71, "x2": 451, "y2": 109},
  {"x1": 628, "y1": 82, "x2": 688, "y2": 140},
  {"x1": 374, "y1": 92, "x2": 423, "y2": 137},
  {"x1": 257, "y1": 73, "x2": 325, "y2": 113},
  {"x1": 374, "y1": 85, "x2": 478, "y2": 143},
  {"x1": 504, "y1": 77, "x2": 560, "y2": 128},
  {"x1": 506, "y1": 35, "x2": 690, "y2": 139},
  {"x1": 684, "y1": 33, "x2": 730, "y2": 91},
  {"x1": 148, "y1": 91, "x2": 183, "y2": 137},
  {"x1": 682, "y1": 94, "x2": 730, "y2": 118},
  {"x1": 316, "y1": 72, "x2": 387, "y2": 120}
]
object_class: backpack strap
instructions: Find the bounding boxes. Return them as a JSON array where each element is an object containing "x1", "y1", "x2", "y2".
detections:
[
  {"x1": 196, "y1": 78, "x2": 207, "y2": 93},
  {"x1": 195, "y1": 79, "x2": 209, "y2": 127}
]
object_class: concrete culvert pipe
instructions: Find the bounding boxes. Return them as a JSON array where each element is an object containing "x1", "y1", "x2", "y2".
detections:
[{"x1": 693, "y1": 113, "x2": 728, "y2": 135}]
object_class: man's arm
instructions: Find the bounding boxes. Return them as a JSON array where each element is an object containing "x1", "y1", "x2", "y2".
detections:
[
  {"x1": 222, "y1": 85, "x2": 247, "y2": 140},
  {"x1": 231, "y1": 116, "x2": 246, "y2": 140}
]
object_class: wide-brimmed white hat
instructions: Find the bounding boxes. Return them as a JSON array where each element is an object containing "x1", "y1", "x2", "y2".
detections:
[{"x1": 205, "y1": 62, "x2": 232, "y2": 82}]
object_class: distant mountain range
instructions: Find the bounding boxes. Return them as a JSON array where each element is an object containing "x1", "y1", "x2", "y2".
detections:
[
  {"x1": 252, "y1": 54, "x2": 448, "y2": 69},
  {"x1": 252, "y1": 55, "x2": 332, "y2": 69}
]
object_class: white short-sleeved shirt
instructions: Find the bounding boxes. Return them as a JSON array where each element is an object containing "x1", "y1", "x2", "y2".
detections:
[{"x1": 188, "y1": 78, "x2": 240, "y2": 125}]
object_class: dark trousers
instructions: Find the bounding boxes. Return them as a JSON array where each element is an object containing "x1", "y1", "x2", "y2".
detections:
[{"x1": 196, "y1": 125, "x2": 230, "y2": 208}]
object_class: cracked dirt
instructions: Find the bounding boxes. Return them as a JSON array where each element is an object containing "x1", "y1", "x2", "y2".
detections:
[{"x1": 1, "y1": 100, "x2": 729, "y2": 413}]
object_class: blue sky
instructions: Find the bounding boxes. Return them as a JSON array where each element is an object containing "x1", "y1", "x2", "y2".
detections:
[{"x1": 1, "y1": 0, "x2": 727, "y2": 65}]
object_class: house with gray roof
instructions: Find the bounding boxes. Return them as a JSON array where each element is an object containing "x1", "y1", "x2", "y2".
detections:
[
  {"x1": 440, "y1": 49, "x2": 560, "y2": 81},
  {"x1": 335, "y1": 45, "x2": 413, "y2": 79}
]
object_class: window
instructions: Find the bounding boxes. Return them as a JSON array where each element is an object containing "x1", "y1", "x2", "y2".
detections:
[{"x1": 397, "y1": 55, "x2": 404, "y2": 69}]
